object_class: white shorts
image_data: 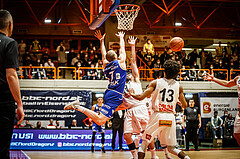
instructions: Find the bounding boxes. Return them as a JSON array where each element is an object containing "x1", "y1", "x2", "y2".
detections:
[
  {"x1": 124, "y1": 105, "x2": 149, "y2": 134},
  {"x1": 234, "y1": 113, "x2": 240, "y2": 134},
  {"x1": 142, "y1": 112, "x2": 177, "y2": 146}
]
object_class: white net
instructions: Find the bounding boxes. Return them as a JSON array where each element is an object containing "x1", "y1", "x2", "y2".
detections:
[{"x1": 115, "y1": 5, "x2": 140, "y2": 31}]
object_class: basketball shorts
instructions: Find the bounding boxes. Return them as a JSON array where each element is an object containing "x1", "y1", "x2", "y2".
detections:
[
  {"x1": 101, "y1": 89, "x2": 123, "y2": 118},
  {"x1": 234, "y1": 113, "x2": 240, "y2": 134},
  {"x1": 142, "y1": 112, "x2": 177, "y2": 146},
  {"x1": 92, "y1": 122, "x2": 105, "y2": 133},
  {"x1": 124, "y1": 105, "x2": 149, "y2": 134}
]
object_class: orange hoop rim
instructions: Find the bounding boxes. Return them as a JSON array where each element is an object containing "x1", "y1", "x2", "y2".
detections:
[{"x1": 115, "y1": 4, "x2": 140, "y2": 13}]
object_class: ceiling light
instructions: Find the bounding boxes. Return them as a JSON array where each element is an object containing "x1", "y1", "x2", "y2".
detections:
[
  {"x1": 175, "y1": 22, "x2": 182, "y2": 26},
  {"x1": 44, "y1": 18, "x2": 51, "y2": 23}
]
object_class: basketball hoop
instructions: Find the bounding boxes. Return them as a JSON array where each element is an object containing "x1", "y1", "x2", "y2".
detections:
[{"x1": 115, "y1": 4, "x2": 140, "y2": 31}]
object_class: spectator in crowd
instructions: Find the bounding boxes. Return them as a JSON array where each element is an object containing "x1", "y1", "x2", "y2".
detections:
[
  {"x1": 18, "y1": 39, "x2": 26, "y2": 65},
  {"x1": 93, "y1": 54, "x2": 99, "y2": 64},
  {"x1": 82, "y1": 54, "x2": 90, "y2": 66},
  {"x1": 221, "y1": 110, "x2": 228, "y2": 123},
  {"x1": 180, "y1": 50, "x2": 187, "y2": 66},
  {"x1": 216, "y1": 41, "x2": 223, "y2": 58},
  {"x1": 44, "y1": 58, "x2": 54, "y2": 79},
  {"x1": 153, "y1": 52, "x2": 161, "y2": 63},
  {"x1": 41, "y1": 50, "x2": 50, "y2": 64},
  {"x1": 71, "y1": 53, "x2": 81, "y2": 66},
  {"x1": 222, "y1": 54, "x2": 230, "y2": 69},
  {"x1": 24, "y1": 120, "x2": 32, "y2": 128},
  {"x1": 83, "y1": 117, "x2": 93, "y2": 127},
  {"x1": 205, "y1": 52, "x2": 213, "y2": 68},
  {"x1": 183, "y1": 99, "x2": 201, "y2": 151},
  {"x1": 68, "y1": 119, "x2": 78, "y2": 129},
  {"x1": 35, "y1": 121, "x2": 45, "y2": 129},
  {"x1": 36, "y1": 64, "x2": 47, "y2": 79},
  {"x1": 89, "y1": 50, "x2": 95, "y2": 61},
  {"x1": 181, "y1": 65, "x2": 189, "y2": 81},
  {"x1": 95, "y1": 60, "x2": 105, "y2": 80},
  {"x1": 224, "y1": 42, "x2": 232, "y2": 55},
  {"x1": 153, "y1": 59, "x2": 163, "y2": 79},
  {"x1": 143, "y1": 39, "x2": 154, "y2": 55},
  {"x1": 188, "y1": 49, "x2": 199, "y2": 66},
  {"x1": 56, "y1": 120, "x2": 62, "y2": 129},
  {"x1": 42, "y1": 42, "x2": 50, "y2": 55},
  {"x1": 23, "y1": 52, "x2": 32, "y2": 66},
  {"x1": 47, "y1": 119, "x2": 56, "y2": 128},
  {"x1": 111, "y1": 110, "x2": 126, "y2": 151},
  {"x1": 232, "y1": 52, "x2": 238, "y2": 67},
  {"x1": 232, "y1": 43, "x2": 240, "y2": 55},
  {"x1": 192, "y1": 61, "x2": 199, "y2": 69},
  {"x1": 56, "y1": 42, "x2": 67, "y2": 78},
  {"x1": 211, "y1": 111, "x2": 223, "y2": 139},
  {"x1": 189, "y1": 67, "x2": 197, "y2": 81},
  {"x1": 225, "y1": 113, "x2": 235, "y2": 138},
  {"x1": 30, "y1": 38, "x2": 41, "y2": 51},
  {"x1": 160, "y1": 47, "x2": 170, "y2": 65},
  {"x1": 144, "y1": 51, "x2": 154, "y2": 63},
  {"x1": 67, "y1": 48, "x2": 76, "y2": 66},
  {"x1": 87, "y1": 63, "x2": 98, "y2": 80},
  {"x1": 74, "y1": 61, "x2": 85, "y2": 80},
  {"x1": 86, "y1": 42, "x2": 96, "y2": 51}
]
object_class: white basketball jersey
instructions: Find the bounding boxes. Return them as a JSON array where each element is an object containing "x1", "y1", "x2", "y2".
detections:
[
  {"x1": 123, "y1": 81, "x2": 146, "y2": 109},
  {"x1": 237, "y1": 76, "x2": 240, "y2": 106},
  {"x1": 152, "y1": 78, "x2": 179, "y2": 113}
]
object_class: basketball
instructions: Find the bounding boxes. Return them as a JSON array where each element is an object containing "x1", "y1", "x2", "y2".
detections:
[{"x1": 169, "y1": 37, "x2": 184, "y2": 52}]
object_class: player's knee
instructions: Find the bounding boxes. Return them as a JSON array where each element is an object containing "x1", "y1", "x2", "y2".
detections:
[{"x1": 167, "y1": 146, "x2": 181, "y2": 156}]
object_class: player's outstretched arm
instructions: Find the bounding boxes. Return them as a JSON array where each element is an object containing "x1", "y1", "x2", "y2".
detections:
[
  {"x1": 130, "y1": 80, "x2": 156, "y2": 100},
  {"x1": 94, "y1": 30, "x2": 108, "y2": 67},
  {"x1": 116, "y1": 31, "x2": 126, "y2": 64},
  {"x1": 128, "y1": 36, "x2": 139, "y2": 82},
  {"x1": 205, "y1": 73, "x2": 237, "y2": 87},
  {"x1": 179, "y1": 85, "x2": 187, "y2": 109}
]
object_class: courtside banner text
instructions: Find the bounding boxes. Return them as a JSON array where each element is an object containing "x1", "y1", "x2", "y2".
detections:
[
  {"x1": 21, "y1": 90, "x2": 92, "y2": 127},
  {"x1": 10, "y1": 129, "x2": 131, "y2": 150},
  {"x1": 200, "y1": 97, "x2": 238, "y2": 118}
]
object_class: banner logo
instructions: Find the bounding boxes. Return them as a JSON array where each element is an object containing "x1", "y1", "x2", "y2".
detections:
[{"x1": 203, "y1": 102, "x2": 211, "y2": 113}]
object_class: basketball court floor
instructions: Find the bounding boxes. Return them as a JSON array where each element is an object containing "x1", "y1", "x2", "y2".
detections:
[{"x1": 10, "y1": 149, "x2": 240, "y2": 159}]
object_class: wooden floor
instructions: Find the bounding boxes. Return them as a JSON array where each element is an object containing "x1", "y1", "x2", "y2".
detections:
[{"x1": 23, "y1": 150, "x2": 240, "y2": 159}]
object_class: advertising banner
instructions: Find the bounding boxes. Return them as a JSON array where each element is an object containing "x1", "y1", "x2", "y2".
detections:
[
  {"x1": 200, "y1": 97, "x2": 238, "y2": 118},
  {"x1": 10, "y1": 129, "x2": 132, "y2": 150},
  {"x1": 21, "y1": 90, "x2": 92, "y2": 127}
]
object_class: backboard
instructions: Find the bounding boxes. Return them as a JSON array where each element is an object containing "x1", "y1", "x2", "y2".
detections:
[{"x1": 89, "y1": 0, "x2": 120, "y2": 30}]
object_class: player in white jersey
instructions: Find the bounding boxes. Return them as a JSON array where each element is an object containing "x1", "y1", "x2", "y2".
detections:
[
  {"x1": 129, "y1": 60, "x2": 190, "y2": 159},
  {"x1": 204, "y1": 74, "x2": 240, "y2": 145},
  {"x1": 123, "y1": 36, "x2": 158, "y2": 159}
]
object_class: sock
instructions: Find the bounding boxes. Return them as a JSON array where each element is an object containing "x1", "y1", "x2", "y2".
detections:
[
  {"x1": 164, "y1": 148, "x2": 171, "y2": 158},
  {"x1": 130, "y1": 149, "x2": 138, "y2": 159},
  {"x1": 150, "y1": 148, "x2": 156, "y2": 158},
  {"x1": 127, "y1": 142, "x2": 136, "y2": 151},
  {"x1": 101, "y1": 133, "x2": 105, "y2": 147}
]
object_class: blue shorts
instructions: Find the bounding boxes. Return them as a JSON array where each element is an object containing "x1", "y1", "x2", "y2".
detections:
[
  {"x1": 92, "y1": 122, "x2": 105, "y2": 133},
  {"x1": 101, "y1": 89, "x2": 123, "y2": 118}
]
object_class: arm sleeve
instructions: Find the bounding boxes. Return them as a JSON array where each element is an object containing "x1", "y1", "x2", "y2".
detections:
[
  {"x1": 211, "y1": 117, "x2": 214, "y2": 127},
  {"x1": 219, "y1": 117, "x2": 223, "y2": 125},
  {"x1": 197, "y1": 107, "x2": 200, "y2": 115},
  {"x1": 5, "y1": 40, "x2": 19, "y2": 68}
]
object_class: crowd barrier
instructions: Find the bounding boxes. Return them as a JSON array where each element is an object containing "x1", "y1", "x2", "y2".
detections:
[{"x1": 19, "y1": 66, "x2": 239, "y2": 81}]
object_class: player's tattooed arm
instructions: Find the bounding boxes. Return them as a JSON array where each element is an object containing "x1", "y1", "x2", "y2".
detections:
[
  {"x1": 205, "y1": 73, "x2": 238, "y2": 87},
  {"x1": 128, "y1": 36, "x2": 139, "y2": 82},
  {"x1": 179, "y1": 85, "x2": 187, "y2": 109},
  {"x1": 130, "y1": 80, "x2": 156, "y2": 100},
  {"x1": 94, "y1": 30, "x2": 108, "y2": 67}
]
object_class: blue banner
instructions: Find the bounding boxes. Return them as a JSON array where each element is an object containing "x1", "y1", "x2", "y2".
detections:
[
  {"x1": 10, "y1": 129, "x2": 131, "y2": 150},
  {"x1": 21, "y1": 90, "x2": 92, "y2": 127}
]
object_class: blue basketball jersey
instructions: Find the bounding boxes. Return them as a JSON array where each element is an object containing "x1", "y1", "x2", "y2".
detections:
[
  {"x1": 93, "y1": 104, "x2": 103, "y2": 114},
  {"x1": 104, "y1": 60, "x2": 127, "y2": 94}
]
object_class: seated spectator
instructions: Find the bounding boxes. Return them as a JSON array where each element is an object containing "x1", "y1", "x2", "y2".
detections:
[
  {"x1": 56, "y1": 120, "x2": 62, "y2": 129},
  {"x1": 41, "y1": 50, "x2": 50, "y2": 64},
  {"x1": 211, "y1": 111, "x2": 223, "y2": 139},
  {"x1": 192, "y1": 61, "x2": 199, "y2": 69},
  {"x1": 44, "y1": 58, "x2": 55, "y2": 79},
  {"x1": 225, "y1": 114, "x2": 234, "y2": 138},
  {"x1": 35, "y1": 121, "x2": 45, "y2": 129},
  {"x1": 68, "y1": 119, "x2": 78, "y2": 129},
  {"x1": 24, "y1": 120, "x2": 33, "y2": 128},
  {"x1": 87, "y1": 63, "x2": 98, "y2": 80},
  {"x1": 74, "y1": 61, "x2": 86, "y2": 80},
  {"x1": 222, "y1": 54, "x2": 230, "y2": 69},
  {"x1": 89, "y1": 50, "x2": 95, "y2": 61},
  {"x1": 143, "y1": 39, "x2": 154, "y2": 55},
  {"x1": 83, "y1": 117, "x2": 93, "y2": 127},
  {"x1": 42, "y1": 42, "x2": 50, "y2": 55},
  {"x1": 153, "y1": 59, "x2": 163, "y2": 79},
  {"x1": 67, "y1": 48, "x2": 76, "y2": 67},
  {"x1": 144, "y1": 51, "x2": 154, "y2": 63},
  {"x1": 181, "y1": 66, "x2": 189, "y2": 81},
  {"x1": 86, "y1": 42, "x2": 96, "y2": 51},
  {"x1": 71, "y1": 53, "x2": 81, "y2": 66},
  {"x1": 232, "y1": 52, "x2": 238, "y2": 67},
  {"x1": 47, "y1": 119, "x2": 56, "y2": 129},
  {"x1": 95, "y1": 60, "x2": 106, "y2": 80},
  {"x1": 36, "y1": 64, "x2": 47, "y2": 79},
  {"x1": 188, "y1": 67, "x2": 197, "y2": 81}
]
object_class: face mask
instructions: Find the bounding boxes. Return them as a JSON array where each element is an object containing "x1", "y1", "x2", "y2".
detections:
[
  {"x1": 91, "y1": 66, "x2": 94, "y2": 68},
  {"x1": 78, "y1": 64, "x2": 81, "y2": 67},
  {"x1": 157, "y1": 62, "x2": 160, "y2": 64},
  {"x1": 37, "y1": 60, "x2": 40, "y2": 63},
  {"x1": 210, "y1": 67, "x2": 213, "y2": 69},
  {"x1": 88, "y1": 62, "x2": 91, "y2": 65}
]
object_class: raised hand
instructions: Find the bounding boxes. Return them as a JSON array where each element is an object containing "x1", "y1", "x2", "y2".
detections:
[
  {"x1": 128, "y1": 36, "x2": 137, "y2": 46},
  {"x1": 115, "y1": 31, "x2": 125, "y2": 39},
  {"x1": 94, "y1": 30, "x2": 106, "y2": 41},
  {"x1": 203, "y1": 73, "x2": 214, "y2": 81}
]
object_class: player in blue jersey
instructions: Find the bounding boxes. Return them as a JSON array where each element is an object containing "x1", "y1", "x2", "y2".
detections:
[
  {"x1": 64, "y1": 30, "x2": 127, "y2": 126},
  {"x1": 91, "y1": 97, "x2": 106, "y2": 153}
]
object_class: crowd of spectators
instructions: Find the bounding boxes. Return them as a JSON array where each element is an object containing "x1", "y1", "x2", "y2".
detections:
[
  {"x1": 138, "y1": 40, "x2": 240, "y2": 80},
  {"x1": 18, "y1": 38, "x2": 240, "y2": 80}
]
